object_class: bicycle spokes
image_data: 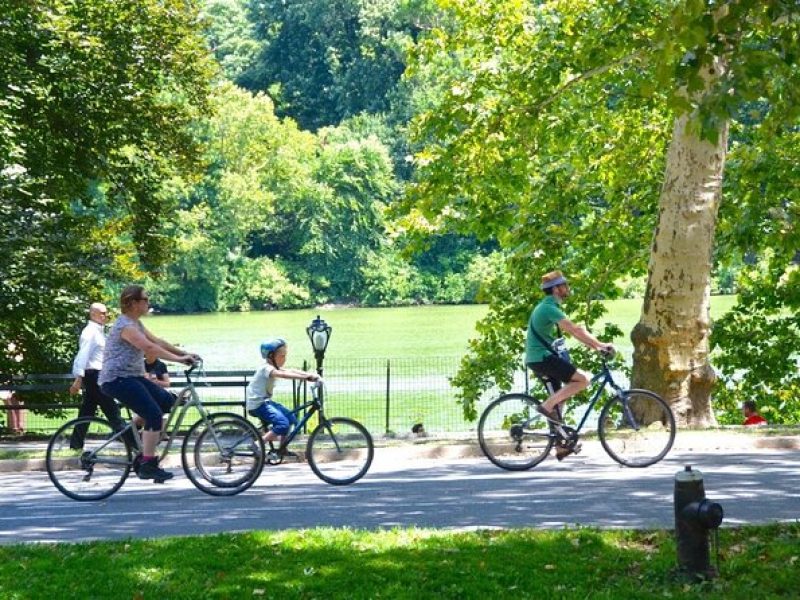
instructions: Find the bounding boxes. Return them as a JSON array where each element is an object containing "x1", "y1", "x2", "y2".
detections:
[
  {"x1": 306, "y1": 417, "x2": 373, "y2": 485},
  {"x1": 599, "y1": 390, "x2": 676, "y2": 468},
  {"x1": 46, "y1": 417, "x2": 132, "y2": 501},
  {"x1": 478, "y1": 394, "x2": 554, "y2": 471},
  {"x1": 181, "y1": 414, "x2": 264, "y2": 496}
]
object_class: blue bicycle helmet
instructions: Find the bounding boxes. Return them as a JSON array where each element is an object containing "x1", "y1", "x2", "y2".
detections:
[{"x1": 260, "y1": 337, "x2": 286, "y2": 359}]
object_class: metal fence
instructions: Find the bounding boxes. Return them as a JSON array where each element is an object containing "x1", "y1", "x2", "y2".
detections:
[{"x1": 1, "y1": 357, "x2": 532, "y2": 436}]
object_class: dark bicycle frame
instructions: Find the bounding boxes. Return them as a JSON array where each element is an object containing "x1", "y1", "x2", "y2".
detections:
[
  {"x1": 537, "y1": 357, "x2": 633, "y2": 437},
  {"x1": 263, "y1": 384, "x2": 336, "y2": 453}
]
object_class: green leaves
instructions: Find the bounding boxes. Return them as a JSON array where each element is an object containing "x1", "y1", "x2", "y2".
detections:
[
  {"x1": 402, "y1": 0, "x2": 800, "y2": 416},
  {"x1": 239, "y1": 0, "x2": 429, "y2": 131},
  {"x1": 0, "y1": 0, "x2": 213, "y2": 377}
]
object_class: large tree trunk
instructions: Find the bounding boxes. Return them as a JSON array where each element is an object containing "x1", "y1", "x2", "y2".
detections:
[{"x1": 631, "y1": 74, "x2": 729, "y2": 427}]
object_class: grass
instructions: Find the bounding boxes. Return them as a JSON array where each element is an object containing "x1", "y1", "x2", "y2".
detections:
[
  {"x1": 0, "y1": 449, "x2": 41, "y2": 460},
  {"x1": 142, "y1": 297, "x2": 738, "y2": 369},
  {"x1": 0, "y1": 524, "x2": 797, "y2": 599},
  {"x1": 143, "y1": 304, "x2": 491, "y2": 369}
]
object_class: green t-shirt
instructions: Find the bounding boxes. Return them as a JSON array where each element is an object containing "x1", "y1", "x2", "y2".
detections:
[{"x1": 525, "y1": 295, "x2": 567, "y2": 364}]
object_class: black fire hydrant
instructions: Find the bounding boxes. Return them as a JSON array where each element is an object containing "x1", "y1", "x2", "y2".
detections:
[{"x1": 674, "y1": 465, "x2": 724, "y2": 579}]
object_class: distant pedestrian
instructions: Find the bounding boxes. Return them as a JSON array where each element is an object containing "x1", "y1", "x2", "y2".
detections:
[
  {"x1": 742, "y1": 400, "x2": 767, "y2": 426},
  {"x1": 69, "y1": 302, "x2": 125, "y2": 449},
  {"x1": 2, "y1": 391, "x2": 25, "y2": 435}
]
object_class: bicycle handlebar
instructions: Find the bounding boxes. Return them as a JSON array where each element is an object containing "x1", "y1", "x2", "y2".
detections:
[{"x1": 184, "y1": 357, "x2": 203, "y2": 377}]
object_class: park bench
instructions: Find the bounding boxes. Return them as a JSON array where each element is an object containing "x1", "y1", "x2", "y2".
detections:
[{"x1": 0, "y1": 370, "x2": 262, "y2": 433}]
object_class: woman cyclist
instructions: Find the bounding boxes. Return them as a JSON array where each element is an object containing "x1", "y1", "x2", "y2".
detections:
[{"x1": 98, "y1": 285, "x2": 200, "y2": 481}]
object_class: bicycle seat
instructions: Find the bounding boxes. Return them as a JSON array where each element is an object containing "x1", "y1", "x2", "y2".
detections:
[{"x1": 536, "y1": 375, "x2": 557, "y2": 395}]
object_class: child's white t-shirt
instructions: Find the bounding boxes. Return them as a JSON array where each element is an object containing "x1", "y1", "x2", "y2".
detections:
[{"x1": 246, "y1": 363, "x2": 276, "y2": 410}]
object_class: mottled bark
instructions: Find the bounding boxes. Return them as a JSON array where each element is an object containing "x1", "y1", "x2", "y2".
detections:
[{"x1": 631, "y1": 63, "x2": 728, "y2": 427}]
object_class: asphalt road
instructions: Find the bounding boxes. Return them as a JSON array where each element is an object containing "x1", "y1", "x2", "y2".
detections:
[{"x1": 1, "y1": 445, "x2": 798, "y2": 545}]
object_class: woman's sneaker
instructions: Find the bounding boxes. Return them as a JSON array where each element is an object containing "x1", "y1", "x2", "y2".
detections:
[{"x1": 136, "y1": 457, "x2": 173, "y2": 481}]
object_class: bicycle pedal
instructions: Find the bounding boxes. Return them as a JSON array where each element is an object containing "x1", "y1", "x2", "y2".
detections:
[
  {"x1": 265, "y1": 451, "x2": 283, "y2": 465},
  {"x1": 153, "y1": 478, "x2": 167, "y2": 484}
]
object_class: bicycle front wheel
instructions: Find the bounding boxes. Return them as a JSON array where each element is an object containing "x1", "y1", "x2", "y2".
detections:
[
  {"x1": 46, "y1": 417, "x2": 132, "y2": 501},
  {"x1": 598, "y1": 389, "x2": 676, "y2": 467},
  {"x1": 181, "y1": 413, "x2": 265, "y2": 496},
  {"x1": 307, "y1": 417, "x2": 374, "y2": 485},
  {"x1": 478, "y1": 393, "x2": 554, "y2": 470}
]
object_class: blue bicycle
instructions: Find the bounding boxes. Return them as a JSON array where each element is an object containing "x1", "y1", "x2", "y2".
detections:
[
  {"x1": 478, "y1": 351, "x2": 676, "y2": 469},
  {"x1": 258, "y1": 381, "x2": 374, "y2": 485}
]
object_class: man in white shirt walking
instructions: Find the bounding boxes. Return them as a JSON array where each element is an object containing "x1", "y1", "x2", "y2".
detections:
[{"x1": 69, "y1": 302, "x2": 126, "y2": 449}]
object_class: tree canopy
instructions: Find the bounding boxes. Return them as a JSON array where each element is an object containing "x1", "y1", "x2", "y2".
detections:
[
  {"x1": 401, "y1": 0, "x2": 800, "y2": 422},
  {"x1": 0, "y1": 0, "x2": 214, "y2": 377},
  {"x1": 239, "y1": 0, "x2": 416, "y2": 130}
]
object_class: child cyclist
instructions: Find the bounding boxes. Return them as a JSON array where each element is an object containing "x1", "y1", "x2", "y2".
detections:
[{"x1": 246, "y1": 338, "x2": 320, "y2": 457}]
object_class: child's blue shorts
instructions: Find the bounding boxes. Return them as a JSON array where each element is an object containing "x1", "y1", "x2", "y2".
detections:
[{"x1": 248, "y1": 400, "x2": 297, "y2": 435}]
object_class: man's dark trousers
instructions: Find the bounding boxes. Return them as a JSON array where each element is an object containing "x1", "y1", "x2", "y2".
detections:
[{"x1": 69, "y1": 369, "x2": 126, "y2": 449}]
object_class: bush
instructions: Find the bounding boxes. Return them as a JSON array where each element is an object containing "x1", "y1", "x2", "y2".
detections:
[
  {"x1": 223, "y1": 256, "x2": 310, "y2": 310},
  {"x1": 710, "y1": 263, "x2": 800, "y2": 425},
  {"x1": 360, "y1": 249, "x2": 422, "y2": 306}
]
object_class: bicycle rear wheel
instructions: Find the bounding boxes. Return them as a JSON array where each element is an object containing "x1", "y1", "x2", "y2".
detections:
[
  {"x1": 307, "y1": 417, "x2": 374, "y2": 485},
  {"x1": 598, "y1": 389, "x2": 676, "y2": 467},
  {"x1": 46, "y1": 417, "x2": 132, "y2": 501},
  {"x1": 478, "y1": 393, "x2": 554, "y2": 470},
  {"x1": 181, "y1": 413, "x2": 265, "y2": 496}
]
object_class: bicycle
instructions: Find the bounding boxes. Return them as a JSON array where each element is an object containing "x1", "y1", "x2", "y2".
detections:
[
  {"x1": 46, "y1": 361, "x2": 265, "y2": 501},
  {"x1": 258, "y1": 380, "x2": 374, "y2": 485},
  {"x1": 478, "y1": 350, "x2": 676, "y2": 470}
]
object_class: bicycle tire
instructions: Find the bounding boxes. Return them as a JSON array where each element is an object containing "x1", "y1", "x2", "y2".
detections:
[
  {"x1": 598, "y1": 389, "x2": 676, "y2": 467},
  {"x1": 46, "y1": 416, "x2": 132, "y2": 501},
  {"x1": 307, "y1": 417, "x2": 374, "y2": 485},
  {"x1": 478, "y1": 393, "x2": 554, "y2": 470},
  {"x1": 181, "y1": 413, "x2": 265, "y2": 496}
]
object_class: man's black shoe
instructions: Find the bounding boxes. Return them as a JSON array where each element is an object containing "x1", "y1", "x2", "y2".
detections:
[{"x1": 555, "y1": 442, "x2": 582, "y2": 461}]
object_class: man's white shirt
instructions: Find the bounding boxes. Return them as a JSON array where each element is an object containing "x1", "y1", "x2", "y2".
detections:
[{"x1": 71, "y1": 321, "x2": 105, "y2": 377}]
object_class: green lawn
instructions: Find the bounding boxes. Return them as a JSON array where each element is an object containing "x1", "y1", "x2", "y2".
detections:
[
  {"x1": 0, "y1": 523, "x2": 796, "y2": 599},
  {"x1": 143, "y1": 304, "x2": 490, "y2": 370},
  {"x1": 143, "y1": 297, "x2": 737, "y2": 370}
]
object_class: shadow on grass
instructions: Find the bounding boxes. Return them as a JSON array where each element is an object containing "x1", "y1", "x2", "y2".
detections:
[{"x1": 1, "y1": 523, "x2": 798, "y2": 599}]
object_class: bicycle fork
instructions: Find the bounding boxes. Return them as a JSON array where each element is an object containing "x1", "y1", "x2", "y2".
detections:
[{"x1": 619, "y1": 397, "x2": 641, "y2": 431}]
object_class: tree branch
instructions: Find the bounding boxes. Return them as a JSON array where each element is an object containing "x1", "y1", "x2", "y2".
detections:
[{"x1": 524, "y1": 48, "x2": 647, "y2": 115}]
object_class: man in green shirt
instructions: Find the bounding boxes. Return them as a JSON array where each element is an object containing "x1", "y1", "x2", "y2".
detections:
[{"x1": 526, "y1": 270, "x2": 614, "y2": 458}]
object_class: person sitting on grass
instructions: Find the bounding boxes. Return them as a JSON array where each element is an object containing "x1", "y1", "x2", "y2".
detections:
[
  {"x1": 246, "y1": 338, "x2": 319, "y2": 458},
  {"x1": 742, "y1": 400, "x2": 767, "y2": 426}
]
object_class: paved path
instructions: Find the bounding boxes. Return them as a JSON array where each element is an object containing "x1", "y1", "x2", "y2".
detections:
[{"x1": 1, "y1": 443, "x2": 798, "y2": 545}]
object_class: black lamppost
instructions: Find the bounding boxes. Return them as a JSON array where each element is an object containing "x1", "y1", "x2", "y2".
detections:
[{"x1": 306, "y1": 315, "x2": 332, "y2": 377}]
